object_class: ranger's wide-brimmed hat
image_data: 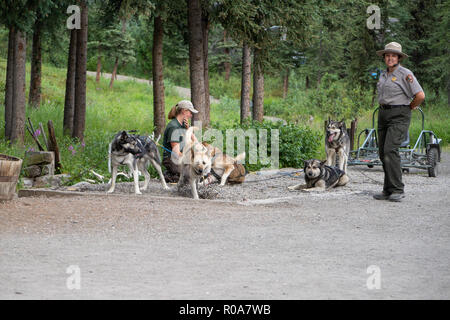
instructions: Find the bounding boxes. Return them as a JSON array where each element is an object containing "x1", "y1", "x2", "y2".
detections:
[
  {"x1": 376, "y1": 42, "x2": 409, "y2": 60},
  {"x1": 176, "y1": 100, "x2": 198, "y2": 113}
]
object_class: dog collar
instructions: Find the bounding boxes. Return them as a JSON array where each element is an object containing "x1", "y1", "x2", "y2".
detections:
[{"x1": 210, "y1": 168, "x2": 222, "y2": 181}]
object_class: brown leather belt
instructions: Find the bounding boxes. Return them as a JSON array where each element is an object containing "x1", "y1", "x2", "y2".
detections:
[{"x1": 380, "y1": 104, "x2": 409, "y2": 110}]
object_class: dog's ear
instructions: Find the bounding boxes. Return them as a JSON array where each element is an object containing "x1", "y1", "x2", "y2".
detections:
[
  {"x1": 320, "y1": 160, "x2": 327, "y2": 166},
  {"x1": 207, "y1": 147, "x2": 213, "y2": 158},
  {"x1": 121, "y1": 131, "x2": 128, "y2": 138},
  {"x1": 202, "y1": 142, "x2": 214, "y2": 157},
  {"x1": 303, "y1": 160, "x2": 309, "y2": 168},
  {"x1": 340, "y1": 119, "x2": 346, "y2": 128},
  {"x1": 190, "y1": 145, "x2": 195, "y2": 160}
]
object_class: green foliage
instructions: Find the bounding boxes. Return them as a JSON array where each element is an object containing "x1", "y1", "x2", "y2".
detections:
[
  {"x1": 0, "y1": 0, "x2": 37, "y2": 32},
  {"x1": 208, "y1": 118, "x2": 322, "y2": 171},
  {"x1": 264, "y1": 75, "x2": 373, "y2": 122},
  {"x1": 421, "y1": 0, "x2": 450, "y2": 92},
  {"x1": 0, "y1": 58, "x2": 183, "y2": 185}
]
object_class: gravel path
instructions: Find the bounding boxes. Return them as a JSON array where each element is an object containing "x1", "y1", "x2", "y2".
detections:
[{"x1": 0, "y1": 154, "x2": 449, "y2": 299}]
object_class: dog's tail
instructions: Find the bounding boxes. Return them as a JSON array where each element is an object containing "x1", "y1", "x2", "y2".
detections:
[
  {"x1": 171, "y1": 126, "x2": 198, "y2": 166},
  {"x1": 184, "y1": 126, "x2": 198, "y2": 145},
  {"x1": 108, "y1": 142, "x2": 112, "y2": 173},
  {"x1": 182, "y1": 126, "x2": 198, "y2": 155},
  {"x1": 234, "y1": 152, "x2": 246, "y2": 163}
]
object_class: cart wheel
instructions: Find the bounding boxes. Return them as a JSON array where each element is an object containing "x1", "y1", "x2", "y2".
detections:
[
  {"x1": 427, "y1": 147, "x2": 439, "y2": 177},
  {"x1": 402, "y1": 168, "x2": 409, "y2": 174},
  {"x1": 367, "y1": 165, "x2": 374, "y2": 168}
]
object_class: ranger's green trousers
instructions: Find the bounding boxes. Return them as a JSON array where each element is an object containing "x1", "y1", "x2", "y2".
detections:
[{"x1": 377, "y1": 106, "x2": 411, "y2": 194}]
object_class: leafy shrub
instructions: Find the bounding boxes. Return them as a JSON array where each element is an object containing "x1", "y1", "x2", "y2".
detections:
[{"x1": 208, "y1": 119, "x2": 322, "y2": 172}]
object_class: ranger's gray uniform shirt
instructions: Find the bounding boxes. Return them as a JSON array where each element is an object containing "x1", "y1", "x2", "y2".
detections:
[{"x1": 377, "y1": 65, "x2": 423, "y2": 105}]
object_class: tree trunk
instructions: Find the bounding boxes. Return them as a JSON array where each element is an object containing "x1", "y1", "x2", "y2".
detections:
[
  {"x1": 96, "y1": 53, "x2": 101, "y2": 84},
  {"x1": 447, "y1": 78, "x2": 450, "y2": 107},
  {"x1": 109, "y1": 57, "x2": 119, "y2": 89},
  {"x1": 29, "y1": 19, "x2": 42, "y2": 108},
  {"x1": 152, "y1": 15, "x2": 165, "y2": 137},
  {"x1": 10, "y1": 30, "x2": 27, "y2": 145},
  {"x1": 63, "y1": 29, "x2": 77, "y2": 136},
  {"x1": 306, "y1": 75, "x2": 310, "y2": 90},
  {"x1": 4, "y1": 26, "x2": 15, "y2": 140},
  {"x1": 252, "y1": 48, "x2": 264, "y2": 122},
  {"x1": 240, "y1": 42, "x2": 251, "y2": 124},
  {"x1": 202, "y1": 12, "x2": 210, "y2": 127},
  {"x1": 72, "y1": 0, "x2": 88, "y2": 141},
  {"x1": 223, "y1": 30, "x2": 231, "y2": 81},
  {"x1": 317, "y1": 30, "x2": 323, "y2": 86},
  {"x1": 282, "y1": 68, "x2": 289, "y2": 99},
  {"x1": 187, "y1": 0, "x2": 206, "y2": 125}
]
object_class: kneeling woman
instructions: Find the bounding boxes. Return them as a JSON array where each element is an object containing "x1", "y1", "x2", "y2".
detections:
[{"x1": 162, "y1": 100, "x2": 198, "y2": 182}]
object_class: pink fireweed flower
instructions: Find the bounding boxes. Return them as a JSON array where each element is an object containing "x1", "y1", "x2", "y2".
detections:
[
  {"x1": 68, "y1": 145, "x2": 76, "y2": 155},
  {"x1": 33, "y1": 129, "x2": 41, "y2": 138},
  {"x1": 69, "y1": 146, "x2": 77, "y2": 155}
]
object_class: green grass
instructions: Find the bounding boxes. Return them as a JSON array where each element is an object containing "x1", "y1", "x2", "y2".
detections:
[{"x1": 0, "y1": 58, "x2": 195, "y2": 183}]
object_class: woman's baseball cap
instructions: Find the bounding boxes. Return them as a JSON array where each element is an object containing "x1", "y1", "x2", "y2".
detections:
[{"x1": 176, "y1": 100, "x2": 198, "y2": 113}]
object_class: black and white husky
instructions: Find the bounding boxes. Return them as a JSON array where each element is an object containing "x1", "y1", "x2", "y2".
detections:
[
  {"x1": 288, "y1": 159, "x2": 349, "y2": 192},
  {"x1": 107, "y1": 131, "x2": 169, "y2": 195},
  {"x1": 325, "y1": 120, "x2": 351, "y2": 173}
]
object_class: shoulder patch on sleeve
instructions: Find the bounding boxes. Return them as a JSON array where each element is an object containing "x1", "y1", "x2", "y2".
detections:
[{"x1": 406, "y1": 74, "x2": 414, "y2": 83}]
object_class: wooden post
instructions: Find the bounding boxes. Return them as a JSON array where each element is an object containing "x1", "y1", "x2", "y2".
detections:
[
  {"x1": 26, "y1": 118, "x2": 45, "y2": 151},
  {"x1": 47, "y1": 120, "x2": 62, "y2": 173},
  {"x1": 350, "y1": 118, "x2": 358, "y2": 151},
  {"x1": 39, "y1": 122, "x2": 49, "y2": 150}
]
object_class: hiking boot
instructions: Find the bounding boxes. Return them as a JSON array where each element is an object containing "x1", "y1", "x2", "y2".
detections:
[
  {"x1": 388, "y1": 193, "x2": 405, "y2": 202},
  {"x1": 373, "y1": 192, "x2": 391, "y2": 200}
]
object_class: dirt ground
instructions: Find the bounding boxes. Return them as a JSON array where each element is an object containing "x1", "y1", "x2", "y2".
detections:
[{"x1": 1, "y1": 154, "x2": 449, "y2": 299}]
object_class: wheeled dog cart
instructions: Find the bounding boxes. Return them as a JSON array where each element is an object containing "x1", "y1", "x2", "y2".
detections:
[{"x1": 348, "y1": 107, "x2": 441, "y2": 177}]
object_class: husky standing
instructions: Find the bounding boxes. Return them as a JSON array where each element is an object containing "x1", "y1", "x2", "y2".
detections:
[
  {"x1": 175, "y1": 127, "x2": 212, "y2": 199},
  {"x1": 325, "y1": 120, "x2": 351, "y2": 172},
  {"x1": 108, "y1": 131, "x2": 169, "y2": 195}
]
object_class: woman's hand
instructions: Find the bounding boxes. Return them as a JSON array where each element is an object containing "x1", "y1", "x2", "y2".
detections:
[
  {"x1": 183, "y1": 118, "x2": 189, "y2": 129},
  {"x1": 410, "y1": 91, "x2": 425, "y2": 110},
  {"x1": 171, "y1": 142, "x2": 183, "y2": 158}
]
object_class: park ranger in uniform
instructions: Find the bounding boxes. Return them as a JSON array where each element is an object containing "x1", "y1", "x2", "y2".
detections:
[{"x1": 374, "y1": 42, "x2": 425, "y2": 202}]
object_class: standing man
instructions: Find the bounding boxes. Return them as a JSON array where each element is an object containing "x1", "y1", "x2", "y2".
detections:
[{"x1": 373, "y1": 42, "x2": 425, "y2": 202}]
